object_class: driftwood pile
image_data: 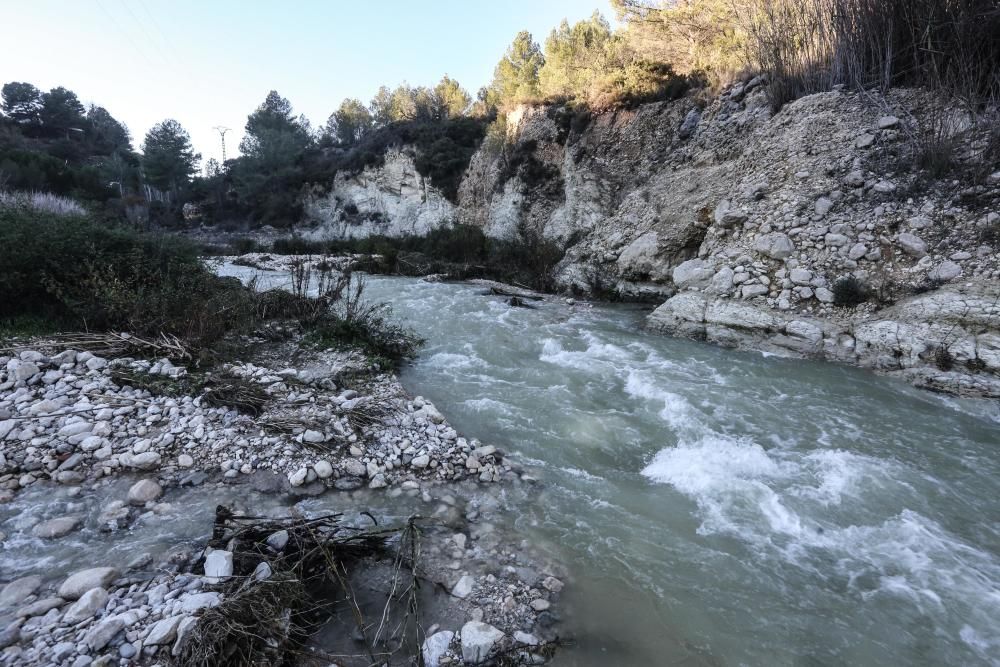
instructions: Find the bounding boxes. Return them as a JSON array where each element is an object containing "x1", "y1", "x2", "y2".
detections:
[{"x1": 177, "y1": 507, "x2": 400, "y2": 667}]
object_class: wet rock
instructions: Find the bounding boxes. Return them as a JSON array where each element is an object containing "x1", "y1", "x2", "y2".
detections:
[
  {"x1": 249, "y1": 470, "x2": 287, "y2": 494},
  {"x1": 15, "y1": 597, "x2": 64, "y2": 618},
  {"x1": 541, "y1": 576, "x2": 564, "y2": 593},
  {"x1": 0, "y1": 576, "x2": 42, "y2": 609},
  {"x1": 127, "y1": 479, "x2": 162, "y2": 505},
  {"x1": 461, "y1": 621, "x2": 504, "y2": 663},
  {"x1": 59, "y1": 567, "x2": 119, "y2": 600},
  {"x1": 179, "y1": 471, "x2": 209, "y2": 487},
  {"x1": 334, "y1": 476, "x2": 363, "y2": 491},
  {"x1": 127, "y1": 552, "x2": 153, "y2": 570}
]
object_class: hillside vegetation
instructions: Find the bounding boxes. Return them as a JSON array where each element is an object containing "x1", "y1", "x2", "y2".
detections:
[{"x1": 1, "y1": 0, "x2": 997, "y2": 232}]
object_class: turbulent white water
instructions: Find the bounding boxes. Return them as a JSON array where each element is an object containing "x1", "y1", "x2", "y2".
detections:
[{"x1": 228, "y1": 266, "x2": 1000, "y2": 665}]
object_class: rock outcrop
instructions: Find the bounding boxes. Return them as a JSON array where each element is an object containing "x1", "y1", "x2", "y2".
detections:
[
  {"x1": 302, "y1": 148, "x2": 456, "y2": 238},
  {"x1": 297, "y1": 83, "x2": 1000, "y2": 396}
]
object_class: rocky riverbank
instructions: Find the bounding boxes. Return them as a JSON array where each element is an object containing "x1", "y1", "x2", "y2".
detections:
[
  {"x1": 278, "y1": 83, "x2": 1000, "y2": 398},
  {"x1": 0, "y1": 339, "x2": 565, "y2": 665}
]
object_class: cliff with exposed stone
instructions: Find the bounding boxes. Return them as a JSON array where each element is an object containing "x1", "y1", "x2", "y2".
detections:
[{"x1": 300, "y1": 83, "x2": 1000, "y2": 397}]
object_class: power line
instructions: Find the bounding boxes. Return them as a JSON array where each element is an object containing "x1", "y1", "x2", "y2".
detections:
[
  {"x1": 93, "y1": 0, "x2": 158, "y2": 69},
  {"x1": 213, "y1": 126, "x2": 231, "y2": 164}
]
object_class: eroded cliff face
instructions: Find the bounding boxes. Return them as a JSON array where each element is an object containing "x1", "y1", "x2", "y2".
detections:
[
  {"x1": 300, "y1": 84, "x2": 1000, "y2": 396},
  {"x1": 301, "y1": 148, "x2": 456, "y2": 239}
]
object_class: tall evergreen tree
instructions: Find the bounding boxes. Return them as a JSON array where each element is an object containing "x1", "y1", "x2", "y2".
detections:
[
  {"x1": 369, "y1": 86, "x2": 394, "y2": 127},
  {"x1": 1, "y1": 82, "x2": 42, "y2": 124},
  {"x1": 141, "y1": 119, "x2": 199, "y2": 192},
  {"x1": 434, "y1": 75, "x2": 472, "y2": 118},
  {"x1": 324, "y1": 98, "x2": 373, "y2": 145},
  {"x1": 489, "y1": 31, "x2": 545, "y2": 106},
  {"x1": 39, "y1": 87, "x2": 86, "y2": 137}
]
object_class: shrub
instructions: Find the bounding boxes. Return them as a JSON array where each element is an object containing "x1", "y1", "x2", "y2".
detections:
[
  {"x1": 230, "y1": 237, "x2": 260, "y2": 255},
  {"x1": 935, "y1": 345, "x2": 955, "y2": 371},
  {"x1": 831, "y1": 275, "x2": 871, "y2": 307},
  {"x1": 271, "y1": 237, "x2": 330, "y2": 255},
  {"x1": 0, "y1": 190, "x2": 87, "y2": 216},
  {"x1": 304, "y1": 275, "x2": 423, "y2": 367},
  {"x1": 0, "y1": 206, "x2": 256, "y2": 347}
]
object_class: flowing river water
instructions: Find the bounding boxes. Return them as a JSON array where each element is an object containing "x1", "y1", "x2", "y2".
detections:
[
  {"x1": 231, "y1": 267, "x2": 1000, "y2": 666},
  {"x1": 7, "y1": 264, "x2": 997, "y2": 666}
]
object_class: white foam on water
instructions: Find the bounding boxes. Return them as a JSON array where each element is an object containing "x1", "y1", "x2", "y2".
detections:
[
  {"x1": 424, "y1": 351, "x2": 487, "y2": 370},
  {"x1": 623, "y1": 369, "x2": 703, "y2": 433},
  {"x1": 462, "y1": 397, "x2": 518, "y2": 418},
  {"x1": 560, "y1": 466, "x2": 603, "y2": 482},
  {"x1": 539, "y1": 335, "x2": 635, "y2": 375}
]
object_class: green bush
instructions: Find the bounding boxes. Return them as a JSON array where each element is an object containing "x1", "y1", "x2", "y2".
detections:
[
  {"x1": 0, "y1": 205, "x2": 256, "y2": 346},
  {"x1": 304, "y1": 275, "x2": 423, "y2": 367}
]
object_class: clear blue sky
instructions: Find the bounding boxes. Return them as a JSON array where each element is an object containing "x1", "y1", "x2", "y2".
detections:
[{"x1": 1, "y1": 0, "x2": 613, "y2": 166}]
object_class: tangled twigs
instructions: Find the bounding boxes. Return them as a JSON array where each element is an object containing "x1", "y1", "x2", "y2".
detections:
[
  {"x1": 10, "y1": 331, "x2": 194, "y2": 361},
  {"x1": 177, "y1": 508, "x2": 396, "y2": 667},
  {"x1": 201, "y1": 378, "x2": 270, "y2": 416}
]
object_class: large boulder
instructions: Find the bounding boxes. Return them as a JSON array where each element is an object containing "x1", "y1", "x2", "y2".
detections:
[
  {"x1": 127, "y1": 479, "x2": 162, "y2": 505},
  {"x1": 59, "y1": 567, "x2": 118, "y2": 600},
  {"x1": 0, "y1": 576, "x2": 42, "y2": 609},
  {"x1": 63, "y1": 587, "x2": 109, "y2": 624},
  {"x1": 672, "y1": 259, "x2": 716, "y2": 289}
]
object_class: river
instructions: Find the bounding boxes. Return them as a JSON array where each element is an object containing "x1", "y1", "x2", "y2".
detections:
[
  {"x1": 342, "y1": 272, "x2": 999, "y2": 667},
  {"x1": 21, "y1": 263, "x2": 988, "y2": 667}
]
